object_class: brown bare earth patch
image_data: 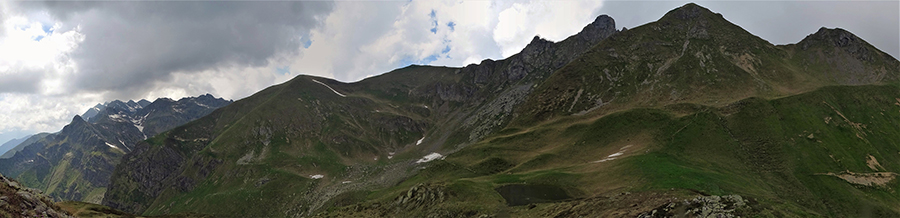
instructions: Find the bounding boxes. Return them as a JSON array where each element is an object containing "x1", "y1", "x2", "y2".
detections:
[
  {"x1": 866, "y1": 154, "x2": 884, "y2": 171},
  {"x1": 821, "y1": 171, "x2": 897, "y2": 187},
  {"x1": 824, "y1": 101, "x2": 868, "y2": 141}
]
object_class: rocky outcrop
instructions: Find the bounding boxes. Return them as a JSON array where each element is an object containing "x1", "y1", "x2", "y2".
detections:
[
  {"x1": 800, "y1": 28, "x2": 872, "y2": 60},
  {"x1": 394, "y1": 183, "x2": 447, "y2": 210},
  {"x1": 638, "y1": 195, "x2": 749, "y2": 218},
  {"x1": 795, "y1": 27, "x2": 900, "y2": 85},
  {"x1": 0, "y1": 173, "x2": 73, "y2": 218},
  {"x1": 450, "y1": 14, "x2": 619, "y2": 142}
]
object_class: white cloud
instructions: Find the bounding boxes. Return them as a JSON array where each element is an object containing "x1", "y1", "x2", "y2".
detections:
[
  {"x1": 0, "y1": 12, "x2": 83, "y2": 95},
  {"x1": 295, "y1": 0, "x2": 605, "y2": 81},
  {"x1": 0, "y1": 4, "x2": 91, "y2": 134},
  {"x1": 0, "y1": 92, "x2": 102, "y2": 134},
  {"x1": 493, "y1": 0, "x2": 604, "y2": 57}
]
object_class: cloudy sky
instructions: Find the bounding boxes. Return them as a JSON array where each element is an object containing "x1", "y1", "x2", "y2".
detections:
[{"x1": 0, "y1": 0, "x2": 897, "y2": 144}]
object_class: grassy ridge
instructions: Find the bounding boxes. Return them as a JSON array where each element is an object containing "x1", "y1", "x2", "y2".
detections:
[{"x1": 316, "y1": 84, "x2": 900, "y2": 217}]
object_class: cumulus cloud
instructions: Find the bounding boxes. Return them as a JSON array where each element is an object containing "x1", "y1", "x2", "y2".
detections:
[
  {"x1": 0, "y1": 1, "x2": 335, "y2": 141},
  {"x1": 493, "y1": 1, "x2": 604, "y2": 57},
  {"x1": 14, "y1": 1, "x2": 333, "y2": 100},
  {"x1": 295, "y1": 0, "x2": 605, "y2": 81}
]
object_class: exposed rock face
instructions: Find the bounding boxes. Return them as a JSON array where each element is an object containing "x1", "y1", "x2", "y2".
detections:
[
  {"x1": 394, "y1": 183, "x2": 447, "y2": 210},
  {"x1": 0, "y1": 173, "x2": 73, "y2": 218},
  {"x1": 449, "y1": 15, "x2": 619, "y2": 142},
  {"x1": 580, "y1": 15, "x2": 617, "y2": 42},
  {"x1": 795, "y1": 27, "x2": 899, "y2": 85},
  {"x1": 801, "y1": 28, "x2": 870, "y2": 56}
]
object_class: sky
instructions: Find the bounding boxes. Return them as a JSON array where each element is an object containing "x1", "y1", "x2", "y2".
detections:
[{"x1": 0, "y1": 0, "x2": 897, "y2": 144}]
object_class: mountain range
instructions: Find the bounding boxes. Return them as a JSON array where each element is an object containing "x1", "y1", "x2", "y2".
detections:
[
  {"x1": 0, "y1": 136, "x2": 30, "y2": 159},
  {"x1": 2, "y1": 3, "x2": 899, "y2": 217},
  {"x1": 0, "y1": 94, "x2": 231, "y2": 204}
]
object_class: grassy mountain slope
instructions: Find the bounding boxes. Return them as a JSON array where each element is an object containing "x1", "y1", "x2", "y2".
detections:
[
  {"x1": 103, "y1": 3, "x2": 900, "y2": 218},
  {"x1": 317, "y1": 84, "x2": 900, "y2": 217}
]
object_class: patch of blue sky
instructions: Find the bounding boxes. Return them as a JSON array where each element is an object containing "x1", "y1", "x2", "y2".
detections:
[
  {"x1": 276, "y1": 66, "x2": 291, "y2": 75},
  {"x1": 429, "y1": 9, "x2": 438, "y2": 34},
  {"x1": 397, "y1": 53, "x2": 440, "y2": 68},
  {"x1": 41, "y1": 24, "x2": 53, "y2": 34}
]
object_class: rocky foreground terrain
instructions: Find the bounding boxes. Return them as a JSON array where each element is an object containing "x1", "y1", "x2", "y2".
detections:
[{"x1": 0, "y1": 173, "x2": 73, "y2": 218}]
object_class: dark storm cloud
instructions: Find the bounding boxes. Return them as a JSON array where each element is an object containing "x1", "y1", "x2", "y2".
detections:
[
  {"x1": 597, "y1": 1, "x2": 899, "y2": 59},
  {"x1": 0, "y1": 70, "x2": 41, "y2": 93},
  {"x1": 16, "y1": 1, "x2": 334, "y2": 98}
]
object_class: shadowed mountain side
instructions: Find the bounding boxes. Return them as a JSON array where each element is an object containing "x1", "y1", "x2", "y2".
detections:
[{"x1": 0, "y1": 95, "x2": 231, "y2": 204}]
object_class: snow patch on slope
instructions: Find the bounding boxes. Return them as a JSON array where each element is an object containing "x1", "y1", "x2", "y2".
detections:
[
  {"x1": 312, "y1": 79, "x2": 347, "y2": 97},
  {"x1": 108, "y1": 114, "x2": 128, "y2": 122},
  {"x1": 131, "y1": 111, "x2": 152, "y2": 139},
  {"x1": 105, "y1": 142, "x2": 120, "y2": 150},
  {"x1": 416, "y1": 137, "x2": 425, "y2": 145},
  {"x1": 416, "y1": 153, "x2": 443, "y2": 164},
  {"x1": 592, "y1": 145, "x2": 632, "y2": 163}
]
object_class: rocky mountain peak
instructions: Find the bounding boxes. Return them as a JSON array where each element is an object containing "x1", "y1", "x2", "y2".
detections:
[
  {"x1": 72, "y1": 115, "x2": 83, "y2": 123},
  {"x1": 797, "y1": 27, "x2": 898, "y2": 67},
  {"x1": 662, "y1": 3, "x2": 715, "y2": 21},
  {"x1": 61, "y1": 115, "x2": 92, "y2": 137},
  {"x1": 523, "y1": 36, "x2": 552, "y2": 51},
  {"x1": 578, "y1": 15, "x2": 616, "y2": 42},
  {"x1": 137, "y1": 99, "x2": 152, "y2": 108},
  {"x1": 69, "y1": 115, "x2": 87, "y2": 127},
  {"x1": 801, "y1": 27, "x2": 864, "y2": 48}
]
